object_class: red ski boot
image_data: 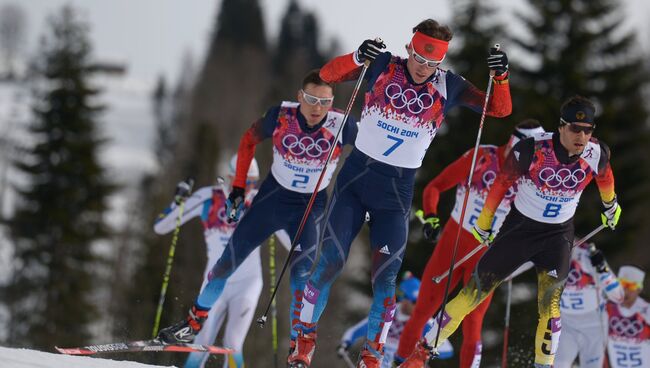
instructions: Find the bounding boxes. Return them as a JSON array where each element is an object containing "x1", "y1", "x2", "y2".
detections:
[
  {"x1": 398, "y1": 339, "x2": 433, "y2": 368},
  {"x1": 357, "y1": 341, "x2": 383, "y2": 368},
  {"x1": 287, "y1": 323, "x2": 317, "y2": 368}
]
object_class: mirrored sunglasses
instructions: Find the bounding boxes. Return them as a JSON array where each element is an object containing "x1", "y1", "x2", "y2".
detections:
[
  {"x1": 561, "y1": 119, "x2": 595, "y2": 135},
  {"x1": 411, "y1": 48, "x2": 444, "y2": 68},
  {"x1": 301, "y1": 90, "x2": 334, "y2": 107},
  {"x1": 621, "y1": 279, "x2": 643, "y2": 291}
]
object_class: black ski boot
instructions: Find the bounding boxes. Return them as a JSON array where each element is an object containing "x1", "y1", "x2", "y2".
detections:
[{"x1": 157, "y1": 305, "x2": 209, "y2": 344}]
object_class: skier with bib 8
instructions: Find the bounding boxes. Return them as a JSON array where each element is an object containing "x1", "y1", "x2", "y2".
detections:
[{"x1": 399, "y1": 95, "x2": 622, "y2": 368}]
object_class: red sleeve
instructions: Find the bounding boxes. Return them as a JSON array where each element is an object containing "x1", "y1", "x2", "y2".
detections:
[
  {"x1": 459, "y1": 74, "x2": 512, "y2": 118},
  {"x1": 319, "y1": 52, "x2": 363, "y2": 83},
  {"x1": 595, "y1": 162, "x2": 616, "y2": 203},
  {"x1": 476, "y1": 148, "x2": 523, "y2": 229},
  {"x1": 422, "y1": 148, "x2": 476, "y2": 215},
  {"x1": 233, "y1": 120, "x2": 267, "y2": 188}
]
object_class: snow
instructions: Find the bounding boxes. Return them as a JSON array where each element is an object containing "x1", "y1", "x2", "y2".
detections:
[{"x1": 0, "y1": 346, "x2": 176, "y2": 368}]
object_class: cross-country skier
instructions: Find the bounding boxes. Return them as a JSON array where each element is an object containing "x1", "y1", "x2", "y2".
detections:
[
  {"x1": 394, "y1": 120, "x2": 544, "y2": 367},
  {"x1": 553, "y1": 241, "x2": 623, "y2": 368},
  {"x1": 154, "y1": 156, "x2": 291, "y2": 367},
  {"x1": 338, "y1": 272, "x2": 454, "y2": 368},
  {"x1": 156, "y1": 70, "x2": 358, "y2": 349},
  {"x1": 606, "y1": 265, "x2": 650, "y2": 368},
  {"x1": 399, "y1": 95, "x2": 622, "y2": 368},
  {"x1": 289, "y1": 18, "x2": 512, "y2": 368}
]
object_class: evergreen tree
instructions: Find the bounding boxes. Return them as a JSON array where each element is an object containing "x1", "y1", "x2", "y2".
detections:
[
  {"x1": 510, "y1": 0, "x2": 650, "y2": 258},
  {"x1": 6, "y1": 5, "x2": 114, "y2": 348},
  {"x1": 272, "y1": 0, "x2": 328, "y2": 97}
]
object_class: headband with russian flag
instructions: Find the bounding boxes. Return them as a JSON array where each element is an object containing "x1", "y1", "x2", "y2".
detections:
[{"x1": 410, "y1": 31, "x2": 449, "y2": 62}]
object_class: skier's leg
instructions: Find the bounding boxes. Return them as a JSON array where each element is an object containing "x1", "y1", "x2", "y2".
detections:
[
  {"x1": 459, "y1": 281, "x2": 493, "y2": 368},
  {"x1": 395, "y1": 221, "x2": 464, "y2": 361},
  {"x1": 357, "y1": 206, "x2": 409, "y2": 364},
  {"x1": 289, "y1": 164, "x2": 366, "y2": 366},
  {"x1": 221, "y1": 277, "x2": 263, "y2": 368},
  {"x1": 577, "y1": 324, "x2": 606, "y2": 368},
  {"x1": 553, "y1": 323, "x2": 580, "y2": 368},
  {"x1": 196, "y1": 179, "x2": 282, "y2": 308},
  {"x1": 184, "y1": 297, "x2": 228, "y2": 368},
  {"x1": 286, "y1": 191, "x2": 327, "y2": 341}
]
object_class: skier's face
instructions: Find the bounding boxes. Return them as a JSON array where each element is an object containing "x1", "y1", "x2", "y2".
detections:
[
  {"x1": 622, "y1": 287, "x2": 641, "y2": 308},
  {"x1": 298, "y1": 83, "x2": 334, "y2": 126},
  {"x1": 558, "y1": 122, "x2": 593, "y2": 156},
  {"x1": 405, "y1": 45, "x2": 439, "y2": 84}
]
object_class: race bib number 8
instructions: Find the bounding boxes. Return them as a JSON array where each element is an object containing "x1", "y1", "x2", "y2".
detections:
[{"x1": 543, "y1": 203, "x2": 562, "y2": 218}]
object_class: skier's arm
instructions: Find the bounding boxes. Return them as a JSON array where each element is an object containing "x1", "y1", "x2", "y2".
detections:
[
  {"x1": 153, "y1": 187, "x2": 212, "y2": 234},
  {"x1": 320, "y1": 51, "x2": 391, "y2": 90},
  {"x1": 340, "y1": 318, "x2": 368, "y2": 347},
  {"x1": 341, "y1": 114, "x2": 359, "y2": 146},
  {"x1": 233, "y1": 106, "x2": 280, "y2": 189},
  {"x1": 598, "y1": 268, "x2": 624, "y2": 304},
  {"x1": 422, "y1": 148, "x2": 477, "y2": 215},
  {"x1": 476, "y1": 138, "x2": 534, "y2": 230},
  {"x1": 594, "y1": 141, "x2": 616, "y2": 203},
  {"x1": 444, "y1": 71, "x2": 511, "y2": 118}
]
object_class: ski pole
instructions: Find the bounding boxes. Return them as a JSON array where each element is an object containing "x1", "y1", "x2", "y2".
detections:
[
  {"x1": 336, "y1": 346, "x2": 356, "y2": 368},
  {"x1": 430, "y1": 44, "x2": 500, "y2": 356},
  {"x1": 431, "y1": 242, "x2": 487, "y2": 283},
  {"x1": 256, "y1": 41, "x2": 381, "y2": 327},
  {"x1": 501, "y1": 279, "x2": 512, "y2": 368},
  {"x1": 269, "y1": 235, "x2": 278, "y2": 368},
  {"x1": 573, "y1": 224, "x2": 606, "y2": 248},
  {"x1": 152, "y1": 179, "x2": 195, "y2": 338}
]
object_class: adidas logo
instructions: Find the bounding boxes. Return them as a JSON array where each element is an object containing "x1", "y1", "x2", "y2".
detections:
[
  {"x1": 294, "y1": 244, "x2": 302, "y2": 252},
  {"x1": 547, "y1": 269, "x2": 558, "y2": 278},
  {"x1": 379, "y1": 245, "x2": 391, "y2": 255},
  {"x1": 514, "y1": 151, "x2": 520, "y2": 161}
]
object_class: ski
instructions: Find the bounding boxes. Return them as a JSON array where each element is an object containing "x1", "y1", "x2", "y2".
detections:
[{"x1": 55, "y1": 339, "x2": 233, "y2": 356}]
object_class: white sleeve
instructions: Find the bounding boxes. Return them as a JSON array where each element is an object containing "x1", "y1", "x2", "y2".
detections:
[
  {"x1": 598, "y1": 263, "x2": 624, "y2": 304},
  {"x1": 153, "y1": 187, "x2": 213, "y2": 234}
]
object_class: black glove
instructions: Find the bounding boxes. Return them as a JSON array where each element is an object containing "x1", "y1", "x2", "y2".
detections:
[
  {"x1": 487, "y1": 47, "x2": 508, "y2": 76},
  {"x1": 225, "y1": 186, "x2": 246, "y2": 223},
  {"x1": 422, "y1": 214, "x2": 441, "y2": 243},
  {"x1": 356, "y1": 39, "x2": 386, "y2": 63},
  {"x1": 589, "y1": 246, "x2": 608, "y2": 273},
  {"x1": 174, "y1": 178, "x2": 195, "y2": 205}
]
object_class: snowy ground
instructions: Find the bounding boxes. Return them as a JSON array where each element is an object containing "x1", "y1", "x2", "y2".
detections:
[{"x1": 0, "y1": 346, "x2": 175, "y2": 368}]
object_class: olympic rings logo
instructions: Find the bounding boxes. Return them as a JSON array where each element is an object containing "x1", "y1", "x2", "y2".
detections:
[
  {"x1": 482, "y1": 170, "x2": 515, "y2": 198},
  {"x1": 565, "y1": 268, "x2": 582, "y2": 286},
  {"x1": 538, "y1": 167, "x2": 587, "y2": 189},
  {"x1": 282, "y1": 134, "x2": 332, "y2": 158},
  {"x1": 610, "y1": 316, "x2": 644, "y2": 337},
  {"x1": 385, "y1": 83, "x2": 434, "y2": 114}
]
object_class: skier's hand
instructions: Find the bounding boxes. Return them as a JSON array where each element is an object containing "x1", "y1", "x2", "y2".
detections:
[
  {"x1": 174, "y1": 178, "x2": 195, "y2": 205},
  {"x1": 225, "y1": 186, "x2": 246, "y2": 223},
  {"x1": 471, "y1": 225, "x2": 494, "y2": 245},
  {"x1": 422, "y1": 214, "x2": 441, "y2": 243},
  {"x1": 336, "y1": 342, "x2": 349, "y2": 358},
  {"x1": 487, "y1": 47, "x2": 508, "y2": 77},
  {"x1": 355, "y1": 39, "x2": 386, "y2": 64},
  {"x1": 589, "y1": 246, "x2": 608, "y2": 273},
  {"x1": 601, "y1": 197, "x2": 621, "y2": 230}
]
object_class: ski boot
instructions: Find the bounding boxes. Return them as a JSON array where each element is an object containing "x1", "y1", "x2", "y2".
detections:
[
  {"x1": 398, "y1": 339, "x2": 433, "y2": 368},
  {"x1": 157, "y1": 305, "x2": 209, "y2": 344},
  {"x1": 357, "y1": 341, "x2": 383, "y2": 368},
  {"x1": 287, "y1": 323, "x2": 317, "y2": 367}
]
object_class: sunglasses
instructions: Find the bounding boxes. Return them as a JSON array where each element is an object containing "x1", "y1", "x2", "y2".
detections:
[
  {"x1": 411, "y1": 47, "x2": 444, "y2": 68},
  {"x1": 621, "y1": 279, "x2": 643, "y2": 291},
  {"x1": 561, "y1": 119, "x2": 595, "y2": 134},
  {"x1": 301, "y1": 90, "x2": 334, "y2": 107}
]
